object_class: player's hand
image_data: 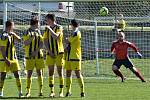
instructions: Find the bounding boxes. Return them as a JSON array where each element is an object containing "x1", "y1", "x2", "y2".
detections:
[
  {"x1": 5, "y1": 59, "x2": 11, "y2": 66},
  {"x1": 137, "y1": 52, "x2": 142, "y2": 59}
]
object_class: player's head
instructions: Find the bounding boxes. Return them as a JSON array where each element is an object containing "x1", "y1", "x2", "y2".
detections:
[
  {"x1": 118, "y1": 13, "x2": 124, "y2": 20},
  {"x1": 117, "y1": 31, "x2": 125, "y2": 41},
  {"x1": 45, "y1": 13, "x2": 56, "y2": 25},
  {"x1": 30, "y1": 16, "x2": 39, "y2": 28},
  {"x1": 70, "y1": 19, "x2": 79, "y2": 29},
  {"x1": 5, "y1": 20, "x2": 14, "y2": 31}
]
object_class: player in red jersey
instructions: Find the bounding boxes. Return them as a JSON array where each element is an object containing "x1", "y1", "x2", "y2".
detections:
[{"x1": 111, "y1": 31, "x2": 145, "y2": 82}]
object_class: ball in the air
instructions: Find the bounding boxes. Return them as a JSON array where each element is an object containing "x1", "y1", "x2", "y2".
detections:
[{"x1": 99, "y1": 7, "x2": 108, "y2": 16}]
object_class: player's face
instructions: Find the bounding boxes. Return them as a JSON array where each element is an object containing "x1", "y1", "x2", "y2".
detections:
[
  {"x1": 9, "y1": 22, "x2": 15, "y2": 31},
  {"x1": 118, "y1": 32, "x2": 125, "y2": 41},
  {"x1": 45, "y1": 18, "x2": 53, "y2": 25}
]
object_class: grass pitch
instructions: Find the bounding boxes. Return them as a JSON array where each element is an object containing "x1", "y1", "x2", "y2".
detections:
[{"x1": 1, "y1": 78, "x2": 150, "y2": 100}]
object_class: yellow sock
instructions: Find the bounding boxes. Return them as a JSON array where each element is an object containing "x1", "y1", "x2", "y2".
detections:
[
  {"x1": 66, "y1": 77, "x2": 72, "y2": 93},
  {"x1": 0, "y1": 80, "x2": 4, "y2": 93},
  {"x1": 49, "y1": 76, "x2": 54, "y2": 93},
  {"x1": 16, "y1": 78, "x2": 22, "y2": 93},
  {"x1": 38, "y1": 75, "x2": 43, "y2": 93},
  {"x1": 59, "y1": 77, "x2": 64, "y2": 93},
  {"x1": 77, "y1": 76, "x2": 84, "y2": 93},
  {"x1": 26, "y1": 77, "x2": 32, "y2": 94}
]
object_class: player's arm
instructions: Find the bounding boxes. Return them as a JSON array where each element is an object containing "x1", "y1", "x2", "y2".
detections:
[
  {"x1": 111, "y1": 42, "x2": 115, "y2": 54},
  {"x1": 0, "y1": 46, "x2": 10, "y2": 66},
  {"x1": 128, "y1": 42, "x2": 142, "y2": 58},
  {"x1": 11, "y1": 32, "x2": 21, "y2": 42},
  {"x1": 45, "y1": 25, "x2": 62, "y2": 39}
]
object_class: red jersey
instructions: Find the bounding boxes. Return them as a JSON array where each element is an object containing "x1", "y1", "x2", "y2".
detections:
[{"x1": 111, "y1": 40, "x2": 138, "y2": 60}]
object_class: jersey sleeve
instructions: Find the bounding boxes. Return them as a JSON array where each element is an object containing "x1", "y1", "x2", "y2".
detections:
[
  {"x1": 127, "y1": 41, "x2": 138, "y2": 52},
  {"x1": 0, "y1": 33, "x2": 8, "y2": 47}
]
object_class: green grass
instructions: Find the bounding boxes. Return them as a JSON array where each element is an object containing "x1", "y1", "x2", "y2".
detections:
[
  {"x1": 82, "y1": 58, "x2": 150, "y2": 78},
  {"x1": 1, "y1": 78, "x2": 150, "y2": 100},
  {"x1": 2, "y1": 58, "x2": 150, "y2": 99}
]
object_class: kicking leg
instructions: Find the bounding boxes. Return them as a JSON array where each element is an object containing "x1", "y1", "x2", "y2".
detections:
[{"x1": 129, "y1": 67, "x2": 145, "y2": 82}]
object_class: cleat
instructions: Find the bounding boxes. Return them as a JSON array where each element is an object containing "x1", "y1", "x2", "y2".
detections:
[
  {"x1": 65, "y1": 92, "x2": 72, "y2": 97},
  {"x1": 25, "y1": 93, "x2": 31, "y2": 98},
  {"x1": 59, "y1": 92, "x2": 64, "y2": 97},
  {"x1": 142, "y1": 80, "x2": 146, "y2": 82},
  {"x1": 121, "y1": 77, "x2": 126, "y2": 82},
  {"x1": 81, "y1": 92, "x2": 85, "y2": 97},
  {"x1": 49, "y1": 92, "x2": 55, "y2": 98},
  {"x1": 0, "y1": 91, "x2": 3, "y2": 98},
  {"x1": 19, "y1": 93, "x2": 24, "y2": 98},
  {"x1": 39, "y1": 93, "x2": 43, "y2": 96}
]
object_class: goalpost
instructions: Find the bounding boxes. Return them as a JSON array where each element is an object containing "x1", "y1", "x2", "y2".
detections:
[{"x1": 2, "y1": 0, "x2": 150, "y2": 79}]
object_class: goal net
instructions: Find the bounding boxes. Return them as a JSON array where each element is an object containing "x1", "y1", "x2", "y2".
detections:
[{"x1": 3, "y1": 0, "x2": 150, "y2": 79}]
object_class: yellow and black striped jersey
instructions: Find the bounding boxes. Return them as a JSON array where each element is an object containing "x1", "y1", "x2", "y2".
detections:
[
  {"x1": 43, "y1": 24, "x2": 64, "y2": 56},
  {"x1": 66, "y1": 29, "x2": 81, "y2": 61},
  {"x1": 23, "y1": 28, "x2": 44, "y2": 58},
  {"x1": 0, "y1": 31, "x2": 17, "y2": 60}
]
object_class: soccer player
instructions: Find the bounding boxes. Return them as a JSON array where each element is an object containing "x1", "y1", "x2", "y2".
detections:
[
  {"x1": 64, "y1": 19, "x2": 85, "y2": 97},
  {"x1": 44, "y1": 13, "x2": 64, "y2": 97},
  {"x1": 0, "y1": 20, "x2": 23, "y2": 98},
  {"x1": 113, "y1": 14, "x2": 126, "y2": 32},
  {"x1": 111, "y1": 31, "x2": 145, "y2": 82},
  {"x1": 23, "y1": 17, "x2": 45, "y2": 97}
]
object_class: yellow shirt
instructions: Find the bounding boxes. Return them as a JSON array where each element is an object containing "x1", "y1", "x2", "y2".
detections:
[
  {"x1": 118, "y1": 19, "x2": 126, "y2": 31},
  {"x1": 43, "y1": 24, "x2": 64, "y2": 56},
  {"x1": 0, "y1": 31, "x2": 17, "y2": 60},
  {"x1": 67, "y1": 29, "x2": 81, "y2": 61},
  {"x1": 23, "y1": 28, "x2": 44, "y2": 58}
]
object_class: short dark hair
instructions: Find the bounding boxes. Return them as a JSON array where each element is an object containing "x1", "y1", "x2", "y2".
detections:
[
  {"x1": 46, "y1": 13, "x2": 55, "y2": 21},
  {"x1": 30, "y1": 17, "x2": 39, "y2": 26},
  {"x1": 71, "y1": 19, "x2": 79, "y2": 27},
  {"x1": 5, "y1": 20, "x2": 13, "y2": 28}
]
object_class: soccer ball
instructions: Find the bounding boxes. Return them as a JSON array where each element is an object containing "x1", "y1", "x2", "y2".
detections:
[{"x1": 99, "y1": 7, "x2": 108, "y2": 16}]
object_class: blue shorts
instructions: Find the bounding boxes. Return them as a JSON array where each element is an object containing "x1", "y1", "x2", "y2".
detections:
[{"x1": 113, "y1": 58, "x2": 134, "y2": 69}]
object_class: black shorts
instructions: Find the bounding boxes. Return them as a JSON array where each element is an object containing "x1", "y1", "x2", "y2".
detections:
[{"x1": 113, "y1": 58, "x2": 134, "y2": 69}]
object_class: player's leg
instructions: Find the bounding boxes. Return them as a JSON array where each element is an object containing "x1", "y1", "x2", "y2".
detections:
[
  {"x1": 11, "y1": 61, "x2": 23, "y2": 98},
  {"x1": 57, "y1": 66, "x2": 64, "y2": 97},
  {"x1": 56, "y1": 54, "x2": 64, "y2": 97},
  {"x1": 48, "y1": 65, "x2": 55, "y2": 97},
  {"x1": 0, "y1": 72, "x2": 6, "y2": 97},
  {"x1": 46, "y1": 55, "x2": 55, "y2": 97},
  {"x1": 13, "y1": 71, "x2": 23, "y2": 98},
  {"x1": 74, "y1": 70, "x2": 85, "y2": 97},
  {"x1": 26, "y1": 70, "x2": 33, "y2": 97},
  {"x1": 65, "y1": 70, "x2": 72, "y2": 97},
  {"x1": 129, "y1": 67, "x2": 145, "y2": 82},
  {"x1": 36, "y1": 69, "x2": 43, "y2": 96},
  {"x1": 112, "y1": 60, "x2": 125, "y2": 82},
  {"x1": 124, "y1": 58, "x2": 145, "y2": 82},
  {"x1": 36, "y1": 58, "x2": 45, "y2": 96}
]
